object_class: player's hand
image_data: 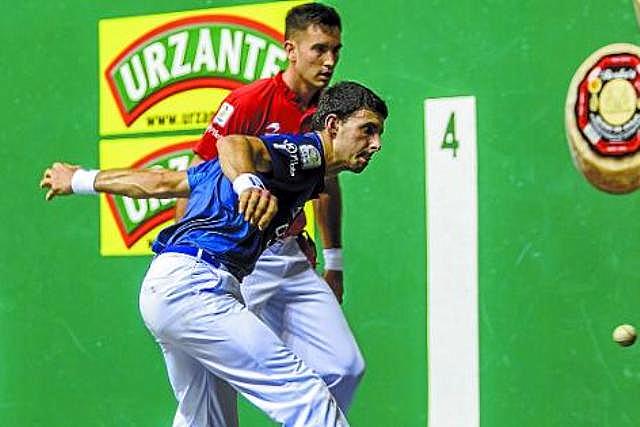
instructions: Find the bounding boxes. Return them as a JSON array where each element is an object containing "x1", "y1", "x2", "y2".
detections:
[
  {"x1": 238, "y1": 188, "x2": 278, "y2": 230},
  {"x1": 40, "y1": 162, "x2": 80, "y2": 201},
  {"x1": 324, "y1": 269, "x2": 344, "y2": 304}
]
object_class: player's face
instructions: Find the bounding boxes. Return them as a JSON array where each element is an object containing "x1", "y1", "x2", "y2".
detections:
[
  {"x1": 334, "y1": 109, "x2": 384, "y2": 173},
  {"x1": 287, "y1": 24, "x2": 342, "y2": 90}
]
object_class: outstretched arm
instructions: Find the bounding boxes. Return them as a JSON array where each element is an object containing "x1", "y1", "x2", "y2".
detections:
[{"x1": 40, "y1": 162, "x2": 190, "y2": 201}]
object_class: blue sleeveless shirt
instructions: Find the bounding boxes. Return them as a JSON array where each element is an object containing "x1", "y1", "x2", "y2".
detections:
[{"x1": 152, "y1": 132, "x2": 325, "y2": 279}]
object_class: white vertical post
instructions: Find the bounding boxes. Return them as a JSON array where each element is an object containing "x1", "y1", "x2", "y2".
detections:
[{"x1": 425, "y1": 96, "x2": 479, "y2": 427}]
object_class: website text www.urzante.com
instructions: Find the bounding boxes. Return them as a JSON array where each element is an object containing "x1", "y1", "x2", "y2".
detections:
[{"x1": 146, "y1": 111, "x2": 215, "y2": 127}]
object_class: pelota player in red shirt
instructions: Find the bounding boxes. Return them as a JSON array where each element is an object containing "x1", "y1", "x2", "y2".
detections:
[{"x1": 174, "y1": 3, "x2": 365, "y2": 423}]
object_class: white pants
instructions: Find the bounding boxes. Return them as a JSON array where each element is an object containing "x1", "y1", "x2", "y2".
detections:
[
  {"x1": 139, "y1": 252, "x2": 349, "y2": 427},
  {"x1": 242, "y1": 238, "x2": 365, "y2": 412}
]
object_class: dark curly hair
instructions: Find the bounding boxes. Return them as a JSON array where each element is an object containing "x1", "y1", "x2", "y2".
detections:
[{"x1": 312, "y1": 81, "x2": 388, "y2": 131}]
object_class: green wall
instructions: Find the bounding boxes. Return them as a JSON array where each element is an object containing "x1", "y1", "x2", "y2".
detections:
[{"x1": 2, "y1": 0, "x2": 640, "y2": 426}]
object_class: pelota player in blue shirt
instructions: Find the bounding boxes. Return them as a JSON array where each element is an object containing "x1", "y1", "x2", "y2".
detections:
[
  {"x1": 152, "y1": 130, "x2": 327, "y2": 281},
  {"x1": 41, "y1": 81, "x2": 387, "y2": 427}
]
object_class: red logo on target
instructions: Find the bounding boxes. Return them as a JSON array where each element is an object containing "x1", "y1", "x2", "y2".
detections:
[{"x1": 574, "y1": 53, "x2": 640, "y2": 156}]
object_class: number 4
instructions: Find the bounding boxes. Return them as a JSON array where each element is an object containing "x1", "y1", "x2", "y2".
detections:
[{"x1": 441, "y1": 112, "x2": 459, "y2": 158}]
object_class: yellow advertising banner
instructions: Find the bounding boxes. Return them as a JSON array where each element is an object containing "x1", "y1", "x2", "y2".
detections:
[
  {"x1": 98, "y1": 1, "x2": 303, "y2": 136},
  {"x1": 98, "y1": 1, "x2": 314, "y2": 256}
]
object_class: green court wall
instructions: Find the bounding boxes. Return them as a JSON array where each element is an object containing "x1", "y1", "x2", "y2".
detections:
[{"x1": 2, "y1": 0, "x2": 639, "y2": 425}]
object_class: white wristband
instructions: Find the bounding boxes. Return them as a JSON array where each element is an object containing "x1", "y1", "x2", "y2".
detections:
[
  {"x1": 323, "y1": 248, "x2": 343, "y2": 271},
  {"x1": 71, "y1": 169, "x2": 99, "y2": 195},
  {"x1": 232, "y1": 173, "x2": 265, "y2": 195}
]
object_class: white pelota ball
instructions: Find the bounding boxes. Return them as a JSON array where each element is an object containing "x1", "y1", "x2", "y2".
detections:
[{"x1": 613, "y1": 324, "x2": 637, "y2": 347}]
